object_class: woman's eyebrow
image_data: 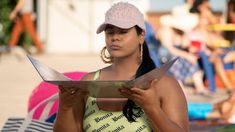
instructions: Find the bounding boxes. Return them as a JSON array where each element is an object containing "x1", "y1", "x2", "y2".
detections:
[
  {"x1": 105, "y1": 25, "x2": 116, "y2": 30},
  {"x1": 106, "y1": 28, "x2": 130, "y2": 31},
  {"x1": 121, "y1": 29, "x2": 129, "y2": 31},
  {"x1": 105, "y1": 27, "x2": 115, "y2": 31}
]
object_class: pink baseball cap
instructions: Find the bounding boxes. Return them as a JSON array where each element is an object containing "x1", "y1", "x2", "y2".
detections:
[{"x1": 96, "y1": 2, "x2": 146, "y2": 34}]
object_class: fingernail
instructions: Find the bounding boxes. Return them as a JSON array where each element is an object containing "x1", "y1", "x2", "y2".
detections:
[{"x1": 119, "y1": 89, "x2": 124, "y2": 92}]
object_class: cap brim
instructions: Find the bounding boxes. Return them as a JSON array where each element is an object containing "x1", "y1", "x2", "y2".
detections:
[
  {"x1": 96, "y1": 20, "x2": 136, "y2": 34},
  {"x1": 96, "y1": 23, "x2": 107, "y2": 34}
]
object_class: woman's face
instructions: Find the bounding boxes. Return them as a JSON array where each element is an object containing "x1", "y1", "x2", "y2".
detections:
[
  {"x1": 187, "y1": 0, "x2": 194, "y2": 5},
  {"x1": 198, "y1": 0, "x2": 210, "y2": 12},
  {"x1": 104, "y1": 25, "x2": 144, "y2": 59}
]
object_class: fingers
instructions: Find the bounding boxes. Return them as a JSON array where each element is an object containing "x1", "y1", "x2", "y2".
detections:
[
  {"x1": 119, "y1": 88, "x2": 144, "y2": 99},
  {"x1": 59, "y1": 86, "x2": 65, "y2": 93},
  {"x1": 150, "y1": 79, "x2": 159, "y2": 88},
  {"x1": 131, "y1": 88, "x2": 144, "y2": 95},
  {"x1": 59, "y1": 85, "x2": 78, "y2": 95},
  {"x1": 120, "y1": 91, "x2": 139, "y2": 102},
  {"x1": 69, "y1": 89, "x2": 77, "y2": 95}
]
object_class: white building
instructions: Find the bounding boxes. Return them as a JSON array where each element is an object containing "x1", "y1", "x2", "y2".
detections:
[
  {"x1": 37, "y1": 0, "x2": 150, "y2": 54},
  {"x1": 37, "y1": 0, "x2": 226, "y2": 54}
]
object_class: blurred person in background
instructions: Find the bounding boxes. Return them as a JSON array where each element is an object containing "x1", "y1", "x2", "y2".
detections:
[
  {"x1": 190, "y1": 0, "x2": 235, "y2": 90},
  {"x1": 158, "y1": 0, "x2": 212, "y2": 96},
  {"x1": 223, "y1": 0, "x2": 235, "y2": 64},
  {"x1": 54, "y1": 2, "x2": 189, "y2": 132},
  {"x1": 8, "y1": 0, "x2": 44, "y2": 53},
  {"x1": 224, "y1": 0, "x2": 235, "y2": 45},
  {"x1": 187, "y1": 0, "x2": 223, "y2": 92},
  {"x1": 222, "y1": 0, "x2": 235, "y2": 89},
  {"x1": 188, "y1": 0, "x2": 222, "y2": 48},
  {"x1": 188, "y1": 91, "x2": 235, "y2": 123}
]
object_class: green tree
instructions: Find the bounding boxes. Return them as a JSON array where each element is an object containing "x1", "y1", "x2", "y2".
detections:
[
  {"x1": 0, "y1": 0, "x2": 31, "y2": 47},
  {"x1": 0, "y1": 0, "x2": 16, "y2": 46}
]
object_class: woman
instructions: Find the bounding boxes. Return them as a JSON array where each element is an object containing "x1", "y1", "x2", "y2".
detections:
[
  {"x1": 190, "y1": 0, "x2": 235, "y2": 90},
  {"x1": 8, "y1": 0, "x2": 44, "y2": 53},
  {"x1": 158, "y1": 0, "x2": 212, "y2": 96},
  {"x1": 54, "y1": 2, "x2": 188, "y2": 132},
  {"x1": 188, "y1": 92, "x2": 235, "y2": 121}
]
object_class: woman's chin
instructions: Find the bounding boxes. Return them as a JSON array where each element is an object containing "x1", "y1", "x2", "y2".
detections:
[{"x1": 109, "y1": 53, "x2": 124, "y2": 58}]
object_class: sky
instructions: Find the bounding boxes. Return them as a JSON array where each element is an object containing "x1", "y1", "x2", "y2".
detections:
[{"x1": 149, "y1": 0, "x2": 227, "y2": 12}]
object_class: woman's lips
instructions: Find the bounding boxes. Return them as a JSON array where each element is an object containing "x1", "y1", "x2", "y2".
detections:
[{"x1": 110, "y1": 45, "x2": 121, "y2": 50}]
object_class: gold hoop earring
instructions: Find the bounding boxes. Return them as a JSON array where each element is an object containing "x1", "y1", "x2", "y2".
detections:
[
  {"x1": 100, "y1": 46, "x2": 112, "y2": 63},
  {"x1": 139, "y1": 44, "x2": 143, "y2": 64}
]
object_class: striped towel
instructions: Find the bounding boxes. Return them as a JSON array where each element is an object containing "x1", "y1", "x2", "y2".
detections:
[{"x1": 1, "y1": 117, "x2": 53, "y2": 132}]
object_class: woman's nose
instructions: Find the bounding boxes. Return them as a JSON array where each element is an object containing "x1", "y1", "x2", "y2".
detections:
[{"x1": 111, "y1": 33, "x2": 121, "y2": 41}]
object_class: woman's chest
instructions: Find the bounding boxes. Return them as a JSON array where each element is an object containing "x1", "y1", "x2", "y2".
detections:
[
  {"x1": 83, "y1": 109, "x2": 151, "y2": 132},
  {"x1": 83, "y1": 97, "x2": 152, "y2": 132}
]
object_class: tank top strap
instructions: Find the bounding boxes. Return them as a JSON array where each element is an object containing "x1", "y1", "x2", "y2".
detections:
[{"x1": 93, "y1": 70, "x2": 101, "y2": 80}]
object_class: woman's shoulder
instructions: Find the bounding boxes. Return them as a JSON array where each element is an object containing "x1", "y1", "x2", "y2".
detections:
[
  {"x1": 80, "y1": 71, "x2": 97, "y2": 81},
  {"x1": 155, "y1": 74, "x2": 187, "y2": 106},
  {"x1": 157, "y1": 74, "x2": 178, "y2": 86},
  {"x1": 80, "y1": 66, "x2": 110, "y2": 81},
  {"x1": 156, "y1": 74, "x2": 184, "y2": 96}
]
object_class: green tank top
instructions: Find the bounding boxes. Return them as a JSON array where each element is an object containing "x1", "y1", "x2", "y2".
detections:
[{"x1": 83, "y1": 70, "x2": 152, "y2": 132}]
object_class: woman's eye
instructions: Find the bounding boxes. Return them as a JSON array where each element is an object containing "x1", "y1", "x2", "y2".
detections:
[
  {"x1": 120, "y1": 30, "x2": 128, "y2": 34},
  {"x1": 105, "y1": 29, "x2": 128, "y2": 35},
  {"x1": 106, "y1": 30, "x2": 114, "y2": 35}
]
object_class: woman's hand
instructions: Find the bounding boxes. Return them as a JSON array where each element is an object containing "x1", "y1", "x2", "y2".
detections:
[
  {"x1": 185, "y1": 53, "x2": 198, "y2": 64},
  {"x1": 119, "y1": 79, "x2": 160, "y2": 111},
  {"x1": 9, "y1": 10, "x2": 17, "y2": 20},
  {"x1": 121, "y1": 76, "x2": 189, "y2": 132},
  {"x1": 55, "y1": 86, "x2": 87, "y2": 132},
  {"x1": 58, "y1": 85, "x2": 88, "y2": 111},
  {"x1": 224, "y1": 51, "x2": 235, "y2": 63}
]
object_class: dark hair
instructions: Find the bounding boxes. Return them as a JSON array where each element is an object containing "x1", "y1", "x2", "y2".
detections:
[
  {"x1": 122, "y1": 26, "x2": 156, "y2": 122},
  {"x1": 224, "y1": 0, "x2": 235, "y2": 44},
  {"x1": 227, "y1": 0, "x2": 235, "y2": 23},
  {"x1": 190, "y1": 0, "x2": 208, "y2": 13}
]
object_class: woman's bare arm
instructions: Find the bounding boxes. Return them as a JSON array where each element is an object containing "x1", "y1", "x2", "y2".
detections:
[
  {"x1": 158, "y1": 27, "x2": 198, "y2": 64},
  {"x1": 53, "y1": 90, "x2": 83, "y2": 132},
  {"x1": 9, "y1": 0, "x2": 25, "y2": 20},
  {"x1": 120, "y1": 75, "x2": 189, "y2": 132},
  {"x1": 54, "y1": 73, "x2": 94, "y2": 132},
  {"x1": 145, "y1": 76, "x2": 189, "y2": 132}
]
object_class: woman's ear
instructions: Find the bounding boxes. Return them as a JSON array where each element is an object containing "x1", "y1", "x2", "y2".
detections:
[{"x1": 139, "y1": 31, "x2": 145, "y2": 44}]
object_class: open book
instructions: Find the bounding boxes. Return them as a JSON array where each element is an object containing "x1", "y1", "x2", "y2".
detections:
[{"x1": 27, "y1": 55, "x2": 177, "y2": 98}]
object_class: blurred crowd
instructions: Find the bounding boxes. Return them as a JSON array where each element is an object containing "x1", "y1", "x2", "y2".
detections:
[{"x1": 145, "y1": 0, "x2": 235, "y2": 96}]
